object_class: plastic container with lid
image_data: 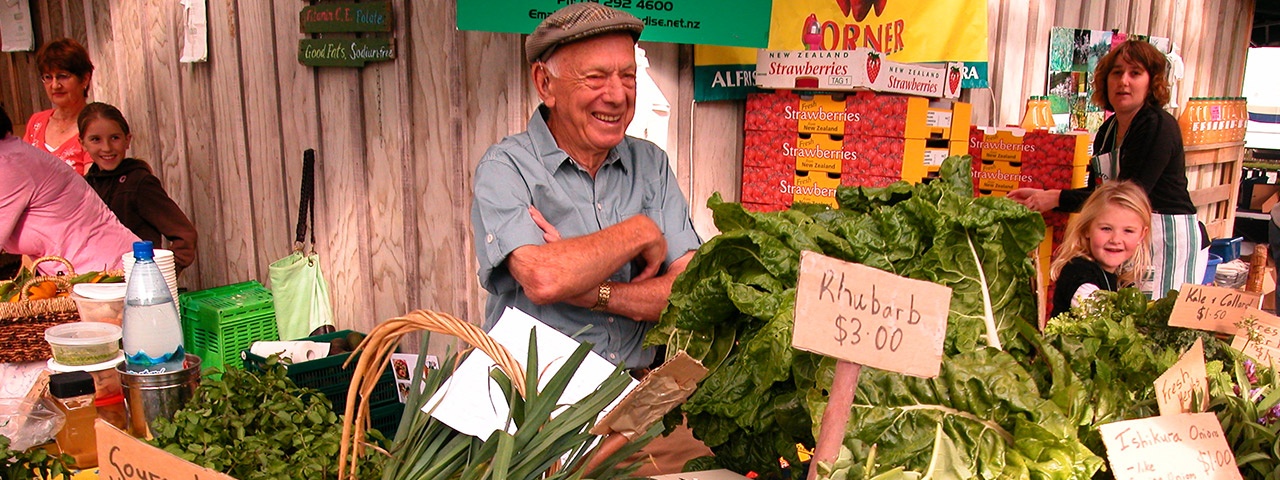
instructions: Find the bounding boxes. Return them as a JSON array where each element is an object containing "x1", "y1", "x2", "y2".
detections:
[
  {"x1": 72, "y1": 283, "x2": 127, "y2": 326},
  {"x1": 49, "y1": 371, "x2": 98, "y2": 469},
  {"x1": 45, "y1": 322, "x2": 123, "y2": 367}
]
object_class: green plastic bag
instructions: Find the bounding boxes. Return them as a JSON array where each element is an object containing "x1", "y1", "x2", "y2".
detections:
[
  {"x1": 269, "y1": 150, "x2": 334, "y2": 340},
  {"x1": 269, "y1": 250, "x2": 333, "y2": 340}
]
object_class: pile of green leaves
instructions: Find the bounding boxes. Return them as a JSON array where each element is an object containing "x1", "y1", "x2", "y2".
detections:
[
  {"x1": 649, "y1": 145, "x2": 1280, "y2": 479},
  {"x1": 148, "y1": 358, "x2": 386, "y2": 480},
  {"x1": 380, "y1": 330, "x2": 659, "y2": 480},
  {"x1": 646, "y1": 156, "x2": 1086, "y2": 477},
  {"x1": 0, "y1": 434, "x2": 73, "y2": 480}
]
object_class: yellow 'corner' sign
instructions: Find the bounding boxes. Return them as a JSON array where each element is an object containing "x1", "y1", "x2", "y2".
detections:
[{"x1": 792, "y1": 250, "x2": 950, "y2": 378}]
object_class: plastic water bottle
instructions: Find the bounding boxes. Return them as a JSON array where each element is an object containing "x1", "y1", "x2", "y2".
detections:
[{"x1": 122, "y1": 241, "x2": 186, "y2": 373}]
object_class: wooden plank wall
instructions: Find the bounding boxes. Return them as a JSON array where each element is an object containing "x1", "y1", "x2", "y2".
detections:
[{"x1": 0, "y1": 0, "x2": 1254, "y2": 355}]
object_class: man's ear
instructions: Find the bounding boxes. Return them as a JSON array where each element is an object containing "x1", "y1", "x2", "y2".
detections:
[{"x1": 531, "y1": 63, "x2": 553, "y2": 103}]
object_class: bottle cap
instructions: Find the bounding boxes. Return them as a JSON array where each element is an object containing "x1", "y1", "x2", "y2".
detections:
[
  {"x1": 49, "y1": 371, "x2": 96, "y2": 398},
  {"x1": 132, "y1": 241, "x2": 155, "y2": 261}
]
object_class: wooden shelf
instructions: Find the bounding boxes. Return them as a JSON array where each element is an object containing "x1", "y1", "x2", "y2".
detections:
[{"x1": 1186, "y1": 141, "x2": 1246, "y2": 152}]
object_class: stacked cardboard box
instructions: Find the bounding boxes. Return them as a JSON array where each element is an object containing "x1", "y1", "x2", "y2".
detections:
[
  {"x1": 967, "y1": 126, "x2": 1093, "y2": 290},
  {"x1": 742, "y1": 90, "x2": 971, "y2": 210}
]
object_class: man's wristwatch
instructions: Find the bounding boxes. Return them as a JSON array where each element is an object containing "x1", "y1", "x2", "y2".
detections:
[{"x1": 591, "y1": 281, "x2": 612, "y2": 312}]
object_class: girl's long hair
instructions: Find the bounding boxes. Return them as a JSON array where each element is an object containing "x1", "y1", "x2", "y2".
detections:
[{"x1": 1049, "y1": 181, "x2": 1152, "y2": 286}]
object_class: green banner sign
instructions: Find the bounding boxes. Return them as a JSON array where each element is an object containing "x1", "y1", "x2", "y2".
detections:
[
  {"x1": 300, "y1": 2, "x2": 392, "y2": 33},
  {"x1": 299, "y1": 39, "x2": 395, "y2": 67},
  {"x1": 457, "y1": 0, "x2": 772, "y2": 49}
]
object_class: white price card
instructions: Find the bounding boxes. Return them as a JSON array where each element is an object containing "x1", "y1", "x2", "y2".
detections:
[{"x1": 1099, "y1": 413, "x2": 1242, "y2": 480}]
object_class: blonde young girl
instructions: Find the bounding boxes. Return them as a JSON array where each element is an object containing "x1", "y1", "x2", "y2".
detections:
[{"x1": 1049, "y1": 181, "x2": 1152, "y2": 318}]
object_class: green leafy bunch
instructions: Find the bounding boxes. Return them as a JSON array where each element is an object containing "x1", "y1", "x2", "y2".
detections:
[
  {"x1": 148, "y1": 358, "x2": 386, "y2": 480},
  {"x1": 1, "y1": 434, "x2": 74, "y2": 480},
  {"x1": 646, "y1": 156, "x2": 1062, "y2": 477},
  {"x1": 1214, "y1": 332, "x2": 1280, "y2": 477},
  {"x1": 380, "y1": 330, "x2": 659, "y2": 480}
]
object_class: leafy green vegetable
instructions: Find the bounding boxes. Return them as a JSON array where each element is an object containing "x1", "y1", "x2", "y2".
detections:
[
  {"x1": 0, "y1": 434, "x2": 73, "y2": 480},
  {"x1": 148, "y1": 358, "x2": 386, "y2": 480},
  {"x1": 647, "y1": 157, "x2": 1053, "y2": 477}
]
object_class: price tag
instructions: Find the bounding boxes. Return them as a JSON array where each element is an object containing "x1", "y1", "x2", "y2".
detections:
[
  {"x1": 1098, "y1": 412, "x2": 1242, "y2": 480},
  {"x1": 1154, "y1": 338, "x2": 1208, "y2": 416},
  {"x1": 1168, "y1": 284, "x2": 1260, "y2": 334},
  {"x1": 792, "y1": 251, "x2": 951, "y2": 378},
  {"x1": 1230, "y1": 310, "x2": 1280, "y2": 366}
]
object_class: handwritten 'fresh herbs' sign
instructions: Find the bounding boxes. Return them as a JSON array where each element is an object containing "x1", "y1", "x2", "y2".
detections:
[{"x1": 792, "y1": 251, "x2": 950, "y2": 378}]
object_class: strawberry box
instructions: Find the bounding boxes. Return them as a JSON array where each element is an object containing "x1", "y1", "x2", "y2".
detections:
[
  {"x1": 968, "y1": 126, "x2": 1091, "y2": 167},
  {"x1": 744, "y1": 130, "x2": 968, "y2": 184},
  {"x1": 740, "y1": 166, "x2": 840, "y2": 208},
  {"x1": 745, "y1": 90, "x2": 971, "y2": 141},
  {"x1": 755, "y1": 49, "x2": 962, "y2": 98}
]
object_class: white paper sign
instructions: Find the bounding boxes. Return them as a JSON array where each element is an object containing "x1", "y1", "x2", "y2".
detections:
[
  {"x1": 0, "y1": 0, "x2": 34, "y2": 52},
  {"x1": 423, "y1": 307, "x2": 636, "y2": 439},
  {"x1": 180, "y1": 0, "x2": 208, "y2": 62},
  {"x1": 1099, "y1": 413, "x2": 1242, "y2": 480}
]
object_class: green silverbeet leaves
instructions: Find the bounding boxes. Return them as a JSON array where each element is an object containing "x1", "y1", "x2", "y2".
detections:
[{"x1": 645, "y1": 156, "x2": 1080, "y2": 478}]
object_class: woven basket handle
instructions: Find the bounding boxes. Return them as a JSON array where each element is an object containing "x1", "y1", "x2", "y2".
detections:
[
  {"x1": 337, "y1": 310, "x2": 527, "y2": 480},
  {"x1": 29, "y1": 256, "x2": 75, "y2": 276}
]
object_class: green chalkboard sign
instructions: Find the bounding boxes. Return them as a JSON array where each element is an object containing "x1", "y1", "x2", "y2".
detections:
[
  {"x1": 301, "y1": 2, "x2": 391, "y2": 33},
  {"x1": 298, "y1": 38, "x2": 395, "y2": 67}
]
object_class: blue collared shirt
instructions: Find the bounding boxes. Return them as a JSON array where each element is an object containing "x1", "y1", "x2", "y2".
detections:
[{"x1": 471, "y1": 106, "x2": 702, "y2": 368}]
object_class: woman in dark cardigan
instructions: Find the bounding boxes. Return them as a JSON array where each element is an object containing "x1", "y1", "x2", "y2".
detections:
[{"x1": 1010, "y1": 39, "x2": 1204, "y2": 299}]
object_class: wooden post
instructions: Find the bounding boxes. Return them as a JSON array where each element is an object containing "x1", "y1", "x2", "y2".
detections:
[{"x1": 807, "y1": 360, "x2": 861, "y2": 480}]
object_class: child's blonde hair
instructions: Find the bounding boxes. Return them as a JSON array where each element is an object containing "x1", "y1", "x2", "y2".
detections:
[{"x1": 1049, "y1": 181, "x2": 1152, "y2": 286}]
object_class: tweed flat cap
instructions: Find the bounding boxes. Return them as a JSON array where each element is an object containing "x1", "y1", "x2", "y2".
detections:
[{"x1": 525, "y1": 3, "x2": 644, "y2": 63}]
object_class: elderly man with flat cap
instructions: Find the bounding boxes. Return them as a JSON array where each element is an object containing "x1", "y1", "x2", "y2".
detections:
[{"x1": 470, "y1": 3, "x2": 701, "y2": 371}]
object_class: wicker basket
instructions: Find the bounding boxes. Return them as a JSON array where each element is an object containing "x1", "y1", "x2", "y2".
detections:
[
  {"x1": 337, "y1": 310, "x2": 635, "y2": 480},
  {"x1": 0, "y1": 257, "x2": 82, "y2": 363}
]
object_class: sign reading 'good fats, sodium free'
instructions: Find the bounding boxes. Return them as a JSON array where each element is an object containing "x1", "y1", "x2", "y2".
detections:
[{"x1": 792, "y1": 251, "x2": 950, "y2": 378}]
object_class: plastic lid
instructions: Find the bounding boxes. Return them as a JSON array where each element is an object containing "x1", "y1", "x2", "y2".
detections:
[
  {"x1": 132, "y1": 240, "x2": 155, "y2": 261},
  {"x1": 72, "y1": 282, "x2": 127, "y2": 300},
  {"x1": 49, "y1": 371, "x2": 95, "y2": 398},
  {"x1": 45, "y1": 322, "x2": 123, "y2": 346}
]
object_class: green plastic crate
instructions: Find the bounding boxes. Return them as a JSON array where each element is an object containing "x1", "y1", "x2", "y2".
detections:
[
  {"x1": 241, "y1": 329, "x2": 397, "y2": 412},
  {"x1": 178, "y1": 281, "x2": 279, "y2": 371},
  {"x1": 370, "y1": 402, "x2": 405, "y2": 439}
]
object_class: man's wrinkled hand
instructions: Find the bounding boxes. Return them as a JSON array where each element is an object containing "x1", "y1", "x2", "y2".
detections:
[{"x1": 631, "y1": 216, "x2": 666, "y2": 282}]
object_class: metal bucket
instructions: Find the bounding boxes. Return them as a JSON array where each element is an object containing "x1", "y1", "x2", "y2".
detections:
[{"x1": 116, "y1": 354, "x2": 201, "y2": 438}]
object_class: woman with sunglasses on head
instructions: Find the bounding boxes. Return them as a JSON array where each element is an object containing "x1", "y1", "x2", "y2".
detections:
[{"x1": 23, "y1": 38, "x2": 94, "y2": 175}]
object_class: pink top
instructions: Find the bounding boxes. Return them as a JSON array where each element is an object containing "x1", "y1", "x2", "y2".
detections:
[
  {"x1": 0, "y1": 135, "x2": 139, "y2": 274},
  {"x1": 23, "y1": 109, "x2": 92, "y2": 175}
]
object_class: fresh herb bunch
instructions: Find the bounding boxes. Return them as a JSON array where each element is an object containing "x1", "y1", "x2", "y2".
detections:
[
  {"x1": 1215, "y1": 340, "x2": 1280, "y2": 477},
  {"x1": 0, "y1": 434, "x2": 74, "y2": 480},
  {"x1": 148, "y1": 358, "x2": 386, "y2": 480}
]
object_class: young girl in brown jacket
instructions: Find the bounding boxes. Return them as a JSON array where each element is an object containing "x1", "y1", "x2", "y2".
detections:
[{"x1": 80, "y1": 102, "x2": 198, "y2": 270}]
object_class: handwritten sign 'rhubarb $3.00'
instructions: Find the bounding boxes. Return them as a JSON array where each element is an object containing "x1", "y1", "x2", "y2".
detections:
[{"x1": 792, "y1": 251, "x2": 950, "y2": 378}]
